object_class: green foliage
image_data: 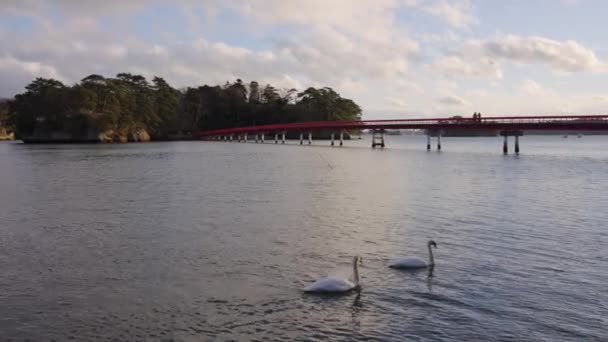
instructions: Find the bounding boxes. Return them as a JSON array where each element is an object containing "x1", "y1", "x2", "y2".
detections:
[{"x1": 9, "y1": 74, "x2": 362, "y2": 140}]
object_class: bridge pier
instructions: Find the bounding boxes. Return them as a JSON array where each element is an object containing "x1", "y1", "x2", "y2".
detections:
[
  {"x1": 437, "y1": 133, "x2": 441, "y2": 151},
  {"x1": 255, "y1": 134, "x2": 259, "y2": 143},
  {"x1": 372, "y1": 130, "x2": 385, "y2": 148},
  {"x1": 331, "y1": 132, "x2": 335, "y2": 146},
  {"x1": 224, "y1": 135, "x2": 227, "y2": 142},
  {"x1": 339, "y1": 131, "x2": 344, "y2": 146},
  {"x1": 275, "y1": 133, "x2": 278, "y2": 144},
  {"x1": 308, "y1": 132, "x2": 312, "y2": 145},
  {"x1": 244, "y1": 134, "x2": 248, "y2": 143},
  {"x1": 501, "y1": 131, "x2": 523, "y2": 154},
  {"x1": 261, "y1": 133, "x2": 265, "y2": 143},
  {"x1": 282, "y1": 132, "x2": 286, "y2": 144},
  {"x1": 427, "y1": 134, "x2": 431, "y2": 150},
  {"x1": 300, "y1": 133, "x2": 303, "y2": 145}
]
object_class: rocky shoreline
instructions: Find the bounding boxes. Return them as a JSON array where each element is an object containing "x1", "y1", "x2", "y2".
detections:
[{"x1": 0, "y1": 128, "x2": 14, "y2": 140}]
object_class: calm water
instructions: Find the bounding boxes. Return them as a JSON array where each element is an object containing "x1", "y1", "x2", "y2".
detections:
[{"x1": 1, "y1": 136, "x2": 607, "y2": 341}]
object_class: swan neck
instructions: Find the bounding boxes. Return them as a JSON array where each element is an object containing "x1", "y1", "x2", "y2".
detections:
[
  {"x1": 428, "y1": 244, "x2": 435, "y2": 266},
  {"x1": 353, "y1": 258, "x2": 360, "y2": 285}
]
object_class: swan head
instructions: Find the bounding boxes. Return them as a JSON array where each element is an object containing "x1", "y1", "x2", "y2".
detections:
[
  {"x1": 428, "y1": 240, "x2": 437, "y2": 248},
  {"x1": 353, "y1": 255, "x2": 363, "y2": 266}
]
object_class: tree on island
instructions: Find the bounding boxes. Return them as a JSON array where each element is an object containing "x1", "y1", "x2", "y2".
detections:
[{"x1": 8, "y1": 74, "x2": 362, "y2": 142}]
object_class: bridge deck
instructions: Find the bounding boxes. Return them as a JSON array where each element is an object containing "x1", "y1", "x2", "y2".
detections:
[{"x1": 193, "y1": 115, "x2": 608, "y2": 138}]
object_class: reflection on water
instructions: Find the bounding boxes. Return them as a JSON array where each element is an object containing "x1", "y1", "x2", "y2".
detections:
[
  {"x1": 0, "y1": 136, "x2": 607, "y2": 341},
  {"x1": 427, "y1": 265, "x2": 435, "y2": 292}
]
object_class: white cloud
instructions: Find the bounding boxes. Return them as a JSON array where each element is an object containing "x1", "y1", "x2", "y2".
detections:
[
  {"x1": 0, "y1": 55, "x2": 63, "y2": 95},
  {"x1": 438, "y1": 94, "x2": 470, "y2": 106},
  {"x1": 519, "y1": 79, "x2": 544, "y2": 95},
  {"x1": 385, "y1": 97, "x2": 407, "y2": 107},
  {"x1": 423, "y1": 0, "x2": 478, "y2": 29},
  {"x1": 1, "y1": 1, "x2": 608, "y2": 118},
  {"x1": 431, "y1": 55, "x2": 503, "y2": 79},
  {"x1": 480, "y1": 35, "x2": 608, "y2": 72},
  {"x1": 396, "y1": 79, "x2": 425, "y2": 95}
]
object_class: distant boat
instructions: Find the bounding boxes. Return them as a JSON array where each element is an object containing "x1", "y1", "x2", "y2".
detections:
[
  {"x1": 563, "y1": 135, "x2": 568, "y2": 138},
  {"x1": 577, "y1": 134, "x2": 583, "y2": 138}
]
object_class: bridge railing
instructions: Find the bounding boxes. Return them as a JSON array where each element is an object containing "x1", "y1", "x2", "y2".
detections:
[{"x1": 193, "y1": 115, "x2": 608, "y2": 137}]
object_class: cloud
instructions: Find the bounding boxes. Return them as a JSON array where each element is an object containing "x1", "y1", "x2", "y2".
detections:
[
  {"x1": 385, "y1": 97, "x2": 407, "y2": 107},
  {"x1": 430, "y1": 55, "x2": 503, "y2": 79},
  {"x1": 0, "y1": 0, "x2": 422, "y2": 101},
  {"x1": 0, "y1": 55, "x2": 63, "y2": 96},
  {"x1": 277, "y1": 26, "x2": 419, "y2": 82},
  {"x1": 1, "y1": 1, "x2": 608, "y2": 117},
  {"x1": 423, "y1": 0, "x2": 478, "y2": 29},
  {"x1": 429, "y1": 34, "x2": 607, "y2": 82},
  {"x1": 519, "y1": 79, "x2": 543, "y2": 95},
  {"x1": 438, "y1": 94, "x2": 470, "y2": 106},
  {"x1": 480, "y1": 35, "x2": 607, "y2": 72},
  {"x1": 230, "y1": 0, "x2": 403, "y2": 43}
]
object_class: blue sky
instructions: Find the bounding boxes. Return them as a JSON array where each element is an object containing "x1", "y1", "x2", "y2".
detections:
[{"x1": 1, "y1": 0, "x2": 607, "y2": 119}]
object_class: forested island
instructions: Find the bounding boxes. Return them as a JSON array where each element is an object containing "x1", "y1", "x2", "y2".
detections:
[{"x1": 3, "y1": 74, "x2": 361, "y2": 143}]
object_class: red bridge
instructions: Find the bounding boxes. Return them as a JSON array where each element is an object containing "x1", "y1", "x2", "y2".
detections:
[{"x1": 193, "y1": 114, "x2": 608, "y2": 154}]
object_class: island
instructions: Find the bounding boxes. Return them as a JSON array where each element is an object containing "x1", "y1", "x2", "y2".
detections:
[{"x1": 5, "y1": 74, "x2": 362, "y2": 143}]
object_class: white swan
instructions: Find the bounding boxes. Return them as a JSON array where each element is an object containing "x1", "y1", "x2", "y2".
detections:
[
  {"x1": 303, "y1": 256, "x2": 362, "y2": 293},
  {"x1": 389, "y1": 240, "x2": 437, "y2": 269}
]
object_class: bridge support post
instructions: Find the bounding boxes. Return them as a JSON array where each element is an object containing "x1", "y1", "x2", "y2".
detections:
[
  {"x1": 339, "y1": 131, "x2": 344, "y2": 146},
  {"x1": 275, "y1": 133, "x2": 278, "y2": 144},
  {"x1": 300, "y1": 133, "x2": 303, "y2": 145},
  {"x1": 261, "y1": 133, "x2": 265, "y2": 143},
  {"x1": 224, "y1": 135, "x2": 227, "y2": 142},
  {"x1": 437, "y1": 132, "x2": 441, "y2": 151},
  {"x1": 427, "y1": 134, "x2": 431, "y2": 150},
  {"x1": 308, "y1": 132, "x2": 312, "y2": 145},
  {"x1": 282, "y1": 132, "x2": 286, "y2": 144},
  {"x1": 371, "y1": 130, "x2": 385, "y2": 148},
  {"x1": 515, "y1": 136, "x2": 520, "y2": 154},
  {"x1": 503, "y1": 135, "x2": 508, "y2": 154},
  {"x1": 255, "y1": 134, "x2": 258, "y2": 143},
  {"x1": 244, "y1": 134, "x2": 248, "y2": 143},
  {"x1": 331, "y1": 132, "x2": 335, "y2": 146}
]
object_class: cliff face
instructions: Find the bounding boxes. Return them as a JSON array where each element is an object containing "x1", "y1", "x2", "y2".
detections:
[
  {"x1": 0, "y1": 128, "x2": 14, "y2": 140},
  {"x1": 0, "y1": 100, "x2": 12, "y2": 140},
  {"x1": 19, "y1": 123, "x2": 151, "y2": 143}
]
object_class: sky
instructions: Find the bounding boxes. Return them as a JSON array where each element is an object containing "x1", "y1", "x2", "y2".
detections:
[{"x1": 1, "y1": 0, "x2": 608, "y2": 119}]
